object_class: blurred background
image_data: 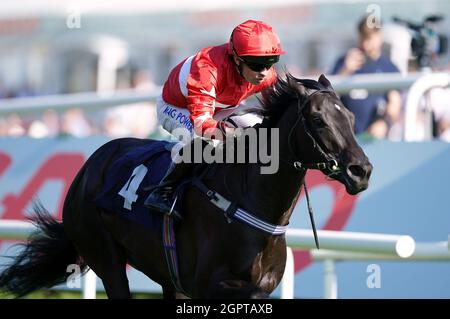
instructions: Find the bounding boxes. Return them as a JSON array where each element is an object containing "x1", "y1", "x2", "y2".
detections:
[
  {"x1": 1, "y1": 0, "x2": 450, "y2": 140},
  {"x1": 0, "y1": 0, "x2": 450, "y2": 299}
]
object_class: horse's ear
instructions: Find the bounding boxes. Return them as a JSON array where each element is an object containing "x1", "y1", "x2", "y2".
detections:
[
  {"x1": 286, "y1": 73, "x2": 296, "y2": 87},
  {"x1": 287, "y1": 74, "x2": 307, "y2": 96},
  {"x1": 318, "y1": 74, "x2": 333, "y2": 90}
]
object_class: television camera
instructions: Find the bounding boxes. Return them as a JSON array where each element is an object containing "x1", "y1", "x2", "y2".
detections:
[{"x1": 392, "y1": 15, "x2": 447, "y2": 68}]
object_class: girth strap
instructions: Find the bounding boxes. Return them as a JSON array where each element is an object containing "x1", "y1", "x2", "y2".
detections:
[
  {"x1": 162, "y1": 215, "x2": 189, "y2": 296},
  {"x1": 192, "y1": 178, "x2": 288, "y2": 235},
  {"x1": 161, "y1": 174, "x2": 288, "y2": 297}
]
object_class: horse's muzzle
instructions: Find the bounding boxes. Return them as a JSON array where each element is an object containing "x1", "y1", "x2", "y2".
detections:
[{"x1": 344, "y1": 161, "x2": 373, "y2": 195}]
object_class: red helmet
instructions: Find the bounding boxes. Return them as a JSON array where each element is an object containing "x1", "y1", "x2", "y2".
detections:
[{"x1": 229, "y1": 20, "x2": 286, "y2": 57}]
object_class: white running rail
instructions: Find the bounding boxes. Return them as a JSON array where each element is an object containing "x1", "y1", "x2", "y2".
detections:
[
  {"x1": 1, "y1": 220, "x2": 449, "y2": 299},
  {"x1": 2, "y1": 72, "x2": 450, "y2": 142}
]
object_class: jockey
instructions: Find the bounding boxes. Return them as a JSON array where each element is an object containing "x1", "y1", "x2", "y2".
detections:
[{"x1": 144, "y1": 19, "x2": 285, "y2": 215}]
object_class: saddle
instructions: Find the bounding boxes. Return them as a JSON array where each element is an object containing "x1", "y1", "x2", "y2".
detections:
[{"x1": 94, "y1": 140, "x2": 188, "y2": 230}]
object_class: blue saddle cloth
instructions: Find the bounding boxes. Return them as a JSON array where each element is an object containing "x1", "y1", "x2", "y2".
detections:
[{"x1": 94, "y1": 140, "x2": 177, "y2": 231}]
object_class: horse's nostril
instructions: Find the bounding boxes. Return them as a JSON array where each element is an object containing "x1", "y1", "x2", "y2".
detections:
[
  {"x1": 347, "y1": 165, "x2": 366, "y2": 179},
  {"x1": 366, "y1": 166, "x2": 372, "y2": 179}
]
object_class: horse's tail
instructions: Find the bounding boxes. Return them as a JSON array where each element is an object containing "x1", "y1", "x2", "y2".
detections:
[{"x1": 0, "y1": 203, "x2": 86, "y2": 298}]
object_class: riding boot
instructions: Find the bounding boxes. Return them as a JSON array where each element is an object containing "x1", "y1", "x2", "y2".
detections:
[
  {"x1": 144, "y1": 138, "x2": 208, "y2": 217},
  {"x1": 143, "y1": 161, "x2": 192, "y2": 217}
]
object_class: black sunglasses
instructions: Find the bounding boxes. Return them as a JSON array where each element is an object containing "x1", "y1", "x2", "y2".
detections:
[
  {"x1": 230, "y1": 36, "x2": 278, "y2": 72},
  {"x1": 239, "y1": 57, "x2": 274, "y2": 72}
]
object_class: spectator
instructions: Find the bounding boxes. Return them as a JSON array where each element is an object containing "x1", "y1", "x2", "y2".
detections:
[
  {"x1": 3, "y1": 113, "x2": 26, "y2": 137},
  {"x1": 61, "y1": 108, "x2": 94, "y2": 137},
  {"x1": 102, "y1": 69, "x2": 158, "y2": 138},
  {"x1": 331, "y1": 15, "x2": 402, "y2": 139},
  {"x1": 28, "y1": 110, "x2": 60, "y2": 138}
]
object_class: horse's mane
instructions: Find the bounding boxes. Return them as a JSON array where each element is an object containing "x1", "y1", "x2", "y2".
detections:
[{"x1": 257, "y1": 73, "x2": 328, "y2": 127}]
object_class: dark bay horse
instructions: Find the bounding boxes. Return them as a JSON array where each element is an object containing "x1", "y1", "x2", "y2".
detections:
[{"x1": 0, "y1": 74, "x2": 372, "y2": 298}]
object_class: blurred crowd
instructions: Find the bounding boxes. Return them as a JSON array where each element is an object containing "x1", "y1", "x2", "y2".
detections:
[
  {"x1": 0, "y1": 70, "x2": 162, "y2": 139},
  {"x1": 1, "y1": 15, "x2": 450, "y2": 142},
  {"x1": 327, "y1": 15, "x2": 450, "y2": 142}
]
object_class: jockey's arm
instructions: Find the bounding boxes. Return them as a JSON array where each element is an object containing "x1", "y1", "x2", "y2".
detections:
[
  {"x1": 185, "y1": 62, "x2": 228, "y2": 140},
  {"x1": 187, "y1": 99, "x2": 238, "y2": 141},
  {"x1": 186, "y1": 91, "x2": 221, "y2": 137}
]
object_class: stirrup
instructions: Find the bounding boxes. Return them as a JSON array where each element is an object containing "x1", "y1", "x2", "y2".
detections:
[
  {"x1": 168, "y1": 195, "x2": 182, "y2": 220},
  {"x1": 145, "y1": 191, "x2": 182, "y2": 220},
  {"x1": 143, "y1": 181, "x2": 173, "y2": 192}
]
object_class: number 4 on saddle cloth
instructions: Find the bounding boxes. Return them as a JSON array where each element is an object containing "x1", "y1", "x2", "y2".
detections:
[{"x1": 94, "y1": 141, "x2": 187, "y2": 231}]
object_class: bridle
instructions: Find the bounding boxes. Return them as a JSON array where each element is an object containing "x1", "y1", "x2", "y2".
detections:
[
  {"x1": 219, "y1": 87, "x2": 343, "y2": 178},
  {"x1": 287, "y1": 89, "x2": 341, "y2": 178},
  {"x1": 285, "y1": 88, "x2": 343, "y2": 249}
]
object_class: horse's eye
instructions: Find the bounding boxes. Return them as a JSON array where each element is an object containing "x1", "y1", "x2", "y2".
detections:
[{"x1": 312, "y1": 115, "x2": 325, "y2": 127}]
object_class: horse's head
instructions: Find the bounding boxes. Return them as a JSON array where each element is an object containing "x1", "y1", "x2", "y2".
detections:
[
  {"x1": 260, "y1": 73, "x2": 372, "y2": 195},
  {"x1": 293, "y1": 74, "x2": 372, "y2": 194}
]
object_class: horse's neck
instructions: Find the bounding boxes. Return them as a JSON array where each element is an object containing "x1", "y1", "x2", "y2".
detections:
[{"x1": 245, "y1": 123, "x2": 306, "y2": 225}]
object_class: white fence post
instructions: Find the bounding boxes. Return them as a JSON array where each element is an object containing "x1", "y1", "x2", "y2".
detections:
[
  {"x1": 82, "y1": 269, "x2": 97, "y2": 299},
  {"x1": 404, "y1": 73, "x2": 450, "y2": 141},
  {"x1": 323, "y1": 259, "x2": 338, "y2": 299},
  {"x1": 280, "y1": 246, "x2": 294, "y2": 299}
]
